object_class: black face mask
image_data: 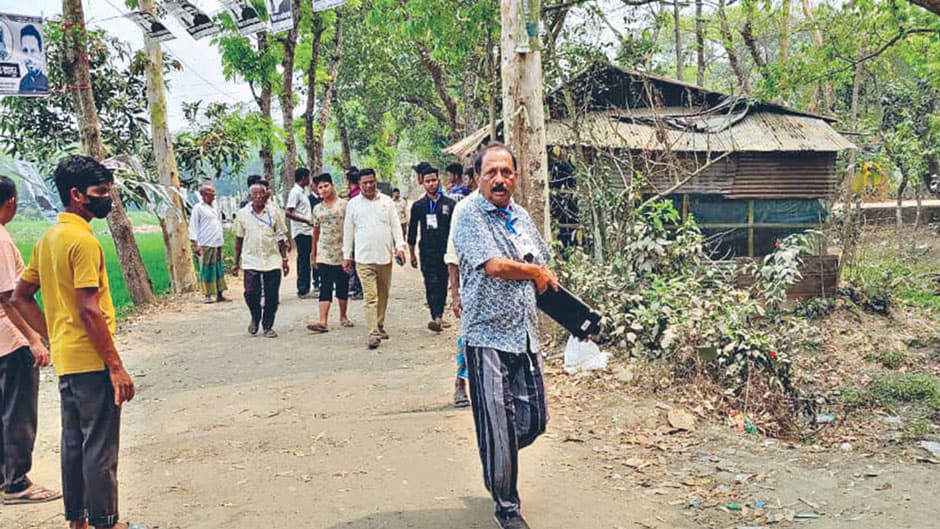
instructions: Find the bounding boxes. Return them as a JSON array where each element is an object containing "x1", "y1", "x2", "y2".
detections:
[{"x1": 85, "y1": 194, "x2": 113, "y2": 219}]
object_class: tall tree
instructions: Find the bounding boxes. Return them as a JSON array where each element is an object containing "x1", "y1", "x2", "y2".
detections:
[
  {"x1": 139, "y1": 0, "x2": 196, "y2": 294},
  {"x1": 277, "y1": 0, "x2": 301, "y2": 199},
  {"x1": 313, "y1": 12, "x2": 344, "y2": 175},
  {"x1": 501, "y1": 0, "x2": 549, "y2": 238},
  {"x1": 302, "y1": 14, "x2": 326, "y2": 170},
  {"x1": 62, "y1": 0, "x2": 155, "y2": 306},
  {"x1": 695, "y1": 0, "x2": 705, "y2": 86}
]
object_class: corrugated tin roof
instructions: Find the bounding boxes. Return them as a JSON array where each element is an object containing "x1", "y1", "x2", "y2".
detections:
[
  {"x1": 442, "y1": 125, "x2": 492, "y2": 159},
  {"x1": 545, "y1": 111, "x2": 856, "y2": 153}
]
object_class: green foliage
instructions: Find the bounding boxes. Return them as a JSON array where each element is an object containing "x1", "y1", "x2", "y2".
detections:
[
  {"x1": 842, "y1": 373, "x2": 940, "y2": 411},
  {"x1": 864, "y1": 349, "x2": 909, "y2": 369},
  {"x1": 174, "y1": 101, "x2": 266, "y2": 183},
  {"x1": 559, "y1": 164, "x2": 817, "y2": 399}
]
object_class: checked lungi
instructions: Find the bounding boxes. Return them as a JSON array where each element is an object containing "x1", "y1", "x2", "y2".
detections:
[
  {"x1": 465, "y1": 345, "x2": 548, "y2": 516},
  {"x1": 198, "y1": 246, "x2": 227, "y2": 297}
]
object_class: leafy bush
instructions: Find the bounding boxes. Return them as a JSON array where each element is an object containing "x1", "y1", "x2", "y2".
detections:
[{"x1": 559, "y1": 164, "x2": 820, "y2": 414}]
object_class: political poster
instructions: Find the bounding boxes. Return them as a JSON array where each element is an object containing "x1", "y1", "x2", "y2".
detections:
[
  {"x1": 221, "y1": 0, "x2": 267, "y2": 36},
  {"x1": 126, "y1": 11, "x2": 176, "y2": 42},
  {"x1": 267, "y1": 0, "x2": 294, "y2": 34},
  {"x1": 0, "y1": 13, "x2": 48, "y2": 96},
  {"x1": 165, "y1": 0, "x2": 220, "y2": 40},
  {"x1": 312, "y1": 0, "x2": 348, "y2": 12}
]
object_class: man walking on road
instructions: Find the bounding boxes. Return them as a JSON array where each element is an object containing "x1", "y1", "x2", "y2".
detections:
[
  {"x1": 233, "y1": 184, "x2": 290, "y2": 338},
  {"x1": 342, "y1": 168, "x2": 406, "y2": 349},
  {"x1": 307, "y1": 173, "x2": 353, "y2": 333},
  {"x1": 392, "y1": 188, "x2": 409, "y2": 240},
  {"x1": 0, "y1": 175, "x2": 60, "y2": 506},
  {"x1": 189, "y1": 183, "x2": 230, "y2": 304},
  {"x1": 13, "y1": 156, "x2": 146, "y2": 529},
  {"x1": 454, "y1": 143, "x2": 558, "y2": 529},
  {"x1": 408, "y1": 164, "x2": 455, "y2": 333},
  {"x1": 286, "y1": 168, "x2": 316, "y2": 299}
]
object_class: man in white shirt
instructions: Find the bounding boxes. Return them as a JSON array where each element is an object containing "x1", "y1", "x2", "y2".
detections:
[
  {"x1": 233, "y1": 184, "x2": 290, "y2": 338},
  {"x1": 285, "y1": 168, "x2": 316, "y2": 299},
  {"x1": 342, "y1": 168, "x2": 406, "y2": 349},
  {"x1": 189, "y1": 183, "x2": 229, "y2": 303}
]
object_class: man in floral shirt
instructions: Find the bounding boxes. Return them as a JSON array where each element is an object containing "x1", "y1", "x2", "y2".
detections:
[
  {"x1": 453, "y1": 143, "x2": 558, "y2": 529},
  {"x1": 308, "y1": 173, "x2": 353, "y2": 332}
]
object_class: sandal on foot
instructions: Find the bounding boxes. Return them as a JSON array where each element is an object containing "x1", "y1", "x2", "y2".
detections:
[
  {"x1": 341, "y1": 319, "x2": 355, "y2": 328},
  {"x1": 306, "y1": 322, "x2": 329, "y2": 333},
  {"x1": 3, "y1": 484, "x2": 62, "y2": 505}
]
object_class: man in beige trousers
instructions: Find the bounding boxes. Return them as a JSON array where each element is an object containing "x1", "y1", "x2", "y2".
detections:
[{"x1": 342, "y1": 169, "x2": 406, "y2": 349}]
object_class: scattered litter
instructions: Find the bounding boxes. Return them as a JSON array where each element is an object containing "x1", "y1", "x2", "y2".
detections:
[
  {"x1": 687, "y1": 498, "x2": 701, "y2": 509},
  {"x1": 882, "y1": 416, "x2": 902, "y2": 425},
  {"x1": 919, "y1": 440, "x2": 940, "y2": 458},
  {"x1": 876, "y1": 482, "x2": 892, "y2": 491},
  {"x1": 563, "y1": 336, "x2": 610, "y2": 373},
  {"x1": 815, "y1": 413, "x2": 836, "y2": 424},
  {"x1": 754, "y1": 500, "x2": 768, "y2": 508},
  {"x1": 726, "y1": 503, "x2": 743, "y2": 511},
  {"x1": 840, "y1": 442, "x2": 853, "y2": 451},
  {"x1": 795, "y1": 512, "x2": 822, "y2": 519},
  {"x1": 667, "y1": 409, "x2": 696, "y2": 432}
]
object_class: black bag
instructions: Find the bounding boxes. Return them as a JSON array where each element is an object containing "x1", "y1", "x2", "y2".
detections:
[{"x1": 536, "y1": 284, "x2": 602, "y2": 339}]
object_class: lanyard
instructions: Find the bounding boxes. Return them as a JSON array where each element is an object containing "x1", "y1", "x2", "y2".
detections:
[
  {"x1": 496, "y1": 206, "x2": 517, "y2": 235},
  {"x1": 250, "y1": 208, "x2": 274, "y2": 230},
  {"x1": 427, "y1": 195, "x2": 439, "y2": 215}
]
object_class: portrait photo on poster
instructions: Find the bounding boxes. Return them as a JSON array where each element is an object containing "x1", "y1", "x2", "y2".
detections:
[
  {"x1": 0, "y1": 13, "x2": 49, "y2": 97},
  {"x1": 126, "y1": 11, "x2": 176, "y2": 42},
  {"x1": 165, "y1": 0, "x2": 219, "y2": 40},
  {"x1": 221, "y1": 0, "x2": 267, "y2": 36},
  {"x1": 267, "y1": 0, "x2": 294, "y2": 34}
]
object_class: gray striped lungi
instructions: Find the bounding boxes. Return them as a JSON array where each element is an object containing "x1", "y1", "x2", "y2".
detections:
[{"x1": 465, "y1": 345, "x2": 548, "y2": 515}]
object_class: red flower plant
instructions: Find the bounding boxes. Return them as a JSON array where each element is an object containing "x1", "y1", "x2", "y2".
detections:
[
  {"x1": 769, "y1": 351, "x2": 778, "y2": 359},
  {"x1": 774, "y1": 242, "x2": 781, "y2": 250}
]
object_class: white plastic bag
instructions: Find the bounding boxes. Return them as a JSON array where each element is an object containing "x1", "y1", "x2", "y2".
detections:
[{"x1": 563, "y1": 335, "x2": 610, "y2": 374}]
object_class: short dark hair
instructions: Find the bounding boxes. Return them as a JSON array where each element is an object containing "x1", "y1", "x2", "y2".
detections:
[
  {"x1": 392, "y1": 188, "x2": 400, "y2": 194},
  {"x1": 20, "y1": 25, "x2": 42, "y2": 50},
  {"x1": 358, "y1": 168, "x2": 376, "y2": 180},
  {"x1": 465, "y1": 166, "x2": 475, "y2": 179},
  {"x1": 345, "y1": 166, "x2": 360, "y2": 185},
  {"x1": 446, "y1": 163, "x2": 463, "y2": 176},
  {"x1": 315, "y1": 172, "x2": 333, "y2": 185},
  {"x1": 295, "y1": 167, "x2": 310, "y2": 182},
  {"x1": 53, "y1": 155, "x2": 114, "y2": 206},
  {"x1": 246, "y1": 174, "x2": 264, "y2": 188},
  {"x1": 473, "y1": 142, "x2": 517, "y2": 176},
  {"x1": 0, "y1": 175, "x2": 16, "y2": 205},
  {"x1": 416, "y1": 164, "x2": 438, "y2": 177}
]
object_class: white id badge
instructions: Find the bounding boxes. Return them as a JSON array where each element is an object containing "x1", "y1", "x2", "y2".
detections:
[{"x1": 426, "y1": 214, "x2": 438, "y2": 229}]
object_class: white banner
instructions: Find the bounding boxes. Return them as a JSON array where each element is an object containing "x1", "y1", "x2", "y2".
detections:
[
  {"x1": 165, "y1": 1, "x2": 220, "y2": 40},
  {"x1": 126, "y1": 11, "x2": 177, "y2": 42},
  {"x1": 267, "y1": 0, "x2": 294, "y2": 34},
  {"x1": 0, "y1": 13, "x2": 48, "y2": 96},
  {"x1": 312, "y1": 0, "x2": 348, "y2": 12},
  {"x1": 14, "y1": 160, "x2": 59, "y2": 221},
  {"x1": 221, "y1": 0, "x2": 267, "y2": 36}
]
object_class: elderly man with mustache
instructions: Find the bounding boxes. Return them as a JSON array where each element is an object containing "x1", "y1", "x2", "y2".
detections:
[{"x1": 453, "y1": 143, "x2": 559, "y2": 529}]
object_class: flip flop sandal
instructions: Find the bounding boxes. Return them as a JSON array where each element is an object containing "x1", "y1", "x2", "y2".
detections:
[
  {"x1": 341, "y1": 319, "x2": 355, "y2": 328},
  {"x1": 306, "y1": 322, "x2": 329, "y2": 333},
  {"x1": 3, "y1": 485, "x2": 62, "y2": 505}
]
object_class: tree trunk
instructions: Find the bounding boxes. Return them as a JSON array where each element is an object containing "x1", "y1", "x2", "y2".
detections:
[
  {"x1": 303, "y1": 15, "x2": 325, "y2": 170},
  {"x1": 779, "y1": 0, "x2": 791, "y2": 62},
  {"x1": 314, "y1": 13, "x2": 344, "y2": 175},
  {"x1": 837, "y1": 63, "x2": 862, "y2": 282},
  {"x1": 255, "y1": 33, "x2": 275, "y2": 184},
  {"x1": 487, "y1": 37, "x2": 498, "y2": 142},
  {"x1": 914, "y1": 177, "x2": 923, "y2": 232},
  {"x1": 501, "y1": 0, "x2": 550, "y2": 239},
  {"x1": 695, "y1": 0, "x2": 705, "y2": 87},
  {"x1": 897, "y1": 174, "x2": 908, "y2": 252},
  {"x1": 141, "y1": 0, "x2": 196, "y2": 295},
  {"x1": 279, "y1": 0, "x2": 300, "y2": 202},
  {"x1": 673, "y1": 0, "x2": 683, "y2": 81},
  {"x1": 61, "y1": 0, "x2": 156, "y2": 306},
  {"x1": 717, "y1": 0, "x2": 750, "y2": 94},
  {"x1": 336, "y1": 96, "x2": 352, "y2": 169},
  {"x1": 741, "y1": 0, "x2": 766, "y2": 71},
  {"x1": 801, "y1": 0, "x2": 832, "y2": 111}
]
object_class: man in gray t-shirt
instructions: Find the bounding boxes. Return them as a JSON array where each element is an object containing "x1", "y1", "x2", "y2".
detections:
[{"x1": 453, "y1": 143, "x2": 558, "y2": 529}]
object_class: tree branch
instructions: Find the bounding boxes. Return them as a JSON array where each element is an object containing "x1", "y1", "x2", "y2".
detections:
[{"x1": 401, "y1": 96, "x2": 450, "y2": 126}]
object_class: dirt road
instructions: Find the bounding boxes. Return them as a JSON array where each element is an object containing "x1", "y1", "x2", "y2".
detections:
[{"x1": 4, "y1": 264, "x2": 689, "y2": 529}]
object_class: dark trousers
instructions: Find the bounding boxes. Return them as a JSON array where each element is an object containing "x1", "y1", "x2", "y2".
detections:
[
  {"x1": 318, "y1": 264, "x2": 350, "y2": 302},
  {"x1": 0, "y1": 346, "x2": 38, "y2": 493},
  {"x1": 294, "y1": 234, "x2": 313, "y2": 295},
  {"x1": 244, "y1": 268, "x2": 282, "y2": 331},
  {"x1": 59, "y1": 370, "x2": 121, "y2": 527},
  {"x1": 466, "y1": 346, "x2": 547, "y2": 516},
  {"x1": 420, "y1": 251, "x2": 448, "y2": 320}
]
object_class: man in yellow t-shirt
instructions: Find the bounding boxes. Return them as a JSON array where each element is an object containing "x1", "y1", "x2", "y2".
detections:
[{"x1": 13, "y1": 156, "x2": 145, "y2": 529}]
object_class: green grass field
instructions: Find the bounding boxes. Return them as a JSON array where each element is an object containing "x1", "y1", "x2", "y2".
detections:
[{"x1": 8, "y1": 212, "x2": 173, "y2": 318}]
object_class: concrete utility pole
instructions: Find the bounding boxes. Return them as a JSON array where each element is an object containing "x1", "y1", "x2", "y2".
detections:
[
  {"x1": 141, "y1": 0, "x2": 197, "y2": 294},
  {"x1": 500, "y1": 0, "x2": 550, "y2": 239},
  {"x1": 61, "y1": 0, "x2": 156, "y2": 306}
]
